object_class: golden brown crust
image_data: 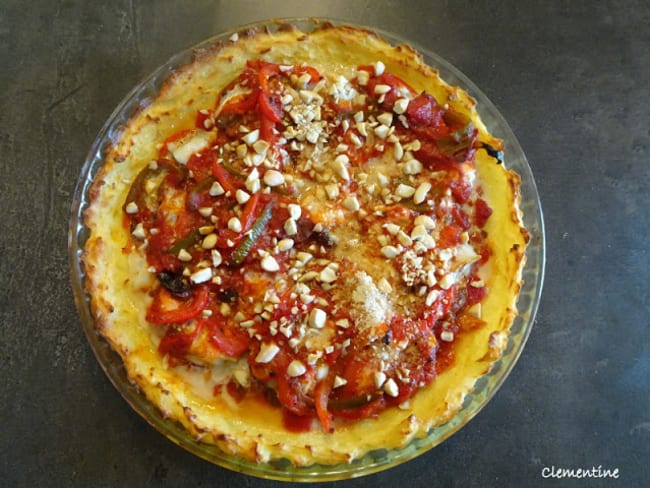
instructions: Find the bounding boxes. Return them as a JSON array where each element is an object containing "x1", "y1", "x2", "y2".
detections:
[{"x1": 83, "y1": 23, "x2": 527, "y2": 466}]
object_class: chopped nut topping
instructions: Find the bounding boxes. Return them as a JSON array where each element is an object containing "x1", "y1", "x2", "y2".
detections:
[
  {"x1": 287, "y1": 360, "x2": 307, "y2": 377},
  {"x1": 374, "y1": 84, "x2": 391, "y2": 95},
  {"x1": 413, "y1": 182, "x2": 432, "y2": 204},
  {"x1": 125, "y1": 202, "x2": 138, "y2": 214},
  {"x1": 287, "y1": 203, "x2": 302, "y2": 220},
  {"x1": 131, "y1": 222, "x2": 146, "y2": 239},
  {"x1": 209, "y1": 181, "x2": 225, "y2": 196},
  {"x1": 255, "y1": 343, "x2": 280, "y2": 363},
  {"x1": 263, "y1": 170, "x2": 285, "y2": 187},
  {"x1": 374, "y1": 371, "x2": 387, "y2": 389},
  {"x1": 332, "y1": 154, "x2": 351, "y2": 181},
  {"x1": 190, "y1": 267, "x2": 212, "y2": 284},
  {"x1": 252, "y1": 139, "x2": 270, "y2": 155},
  {"x1": 319, "y1": 266, "x2": 337, "y2": 283},
  {"x1": 309, "y1": 308, "x2": 327, "y2": 328},
  {"x1": 284, "y1": 218, "x2": 298, "y2": 235},
  {"x1": 236, "y1": 189, "x2": 251, "y2": 204},
  {"x1": 393, "y1": 142, "x2": 404, "y2": 161},
  {"x1": 211, "y1": 249, "x2": 222, "y2": 267},
  {"x1": 425, "y1": 289, "x2": 440, "y2": 306},
  {"x1": 383, "y1": 378, "x2": 399, "y2": 397},
  {"x1": 381, "y1": 245, "x2": 401, "y2": 259},
  {"x1": 242, "y1": 129, "x2": 260, "y2": 145},
  {"x1": 202, "y1": 233, "x2": 218, "y2": 250},
  {"x1": 177, "y1": 249, "x2": 192, "y2": 262},
  {"x1": 261, "y1": 255, "x2": 280, "y2": 272},
  {"x1": 333, "y1": 376, "x2": 348, "y2": 388},
  {"x1": 277, "y1": 238, "x2": 294, "y2": 252},
  {"x1": 377, "y1": 112, "x2": 393, "y2": 126},
  {"x1": 374, "y1": 124, "x2": 390, "y2": 139},
  {"x1": 395, "y1": 184, "x2": 416, "y2": 198},
  {"x1": 198, "y1": 207, "x2": 213, "y2": 217},
  {"x1": 228, "y1": 217, "x2": 242, "y2": 233},
  {"x1": 403, "y1": 158, "x2": 423, "y2": 175},
  {"x1": 343, "y1": 195, "x2": 360, "y2": 211},
  {"x1": 393, "y1": 98, "x2": 410, "y2": 114},
  {"x1": 356, "y1": 69, "x2": 370, "y2": 86},
  {"x1": 441, "y1": 330, "x2": 454, "y2": 342},
  {"x1": 414, "y1": 215, "x2": 436, "y2": 230}
]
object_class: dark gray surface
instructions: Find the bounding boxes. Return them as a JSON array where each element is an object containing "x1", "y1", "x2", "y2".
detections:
[{"x1": 1, "y1": 1, "x2": 649, "y2": 487}]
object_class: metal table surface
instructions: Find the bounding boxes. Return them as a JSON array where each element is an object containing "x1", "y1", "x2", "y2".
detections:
[{"x1": 1, "y1": 1, "x2": 649, "y2": 487}]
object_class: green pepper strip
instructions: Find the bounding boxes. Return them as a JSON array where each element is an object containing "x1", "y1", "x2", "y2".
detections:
[
  {"x1": 168, "y1": 229, "x2": 201, "y2": 255},
  {"x1": 399, "y1": 200, "x2": 432, "y2": 213},
  {"x1": 187, "y1": 176, "x2": 216, "y2": 211},
  {"x1": 436, "y1": 122, "x2": 477, "y2": 161},
  {"x1": 229, "y1": 202, "x2": 273, "y2": 266},
  {"x1": 221, "y1": 159, "x2": 244, "y2": 178},
  {"x1": 123, "y1": 160, "x2": 184, "y2": 215}
]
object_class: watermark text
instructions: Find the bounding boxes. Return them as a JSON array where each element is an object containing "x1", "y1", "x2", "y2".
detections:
[{"x1": 542, "y1": 465, "x2": 619, "y2": 479}]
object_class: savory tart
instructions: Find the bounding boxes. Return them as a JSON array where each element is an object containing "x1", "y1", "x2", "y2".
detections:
[{"x1": 83, "y1": 21, "x2": 528, "y2": 466}]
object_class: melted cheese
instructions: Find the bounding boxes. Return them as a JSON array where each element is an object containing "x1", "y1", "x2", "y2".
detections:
[{"x1": 350, "y1": 271, "x2": 393, "y2": 333}]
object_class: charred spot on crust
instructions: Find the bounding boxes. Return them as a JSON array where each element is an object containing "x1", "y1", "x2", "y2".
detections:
[{"x1": 480, "y1": 142, "x2": 504, "y2": 164}]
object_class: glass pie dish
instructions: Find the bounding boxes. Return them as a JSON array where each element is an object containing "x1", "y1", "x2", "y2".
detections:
[{"x1": 68, "y1": 18, "x2": 545, "y2": 482}]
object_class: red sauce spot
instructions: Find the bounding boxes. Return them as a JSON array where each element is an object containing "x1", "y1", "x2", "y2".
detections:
[
  {"x1": 451, "y1": 205, "x2": 471, "y2": 230},
  {"x1": 475, "y1": 198, "x2": 493, "y2": 228},
  {"x1": 435, "y1": 341, "x2": 455, "y2": 374},
  {"x1": 195, "y1": 109, "x2": 213, "y2": 130},
  {"x1": 406, "y1": 93, "x2": 443, "y2": 128},
  {"x1": 186, "y1": 149, "x2": 215, "y2": 183},
  {"x1": 226, "y1": 381, "x2": 246, "y2": 403},
  {"x1": 450, "y1": 178, "x2": 472, "y2": 203},
  {"x1": 478, "y1": 243, "x2": 492, "y2": 265},
  {"x1": 438, "y1": 224, "x2": 463, "y2": 248},
  {"x1": 282, "y1": 409, "x2": 314, "y2": 433},
  {"x1": 466, "y1": 285, "x2": 487, "y2": 307}
]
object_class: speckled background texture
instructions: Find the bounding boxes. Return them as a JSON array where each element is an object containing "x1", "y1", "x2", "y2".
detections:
[{"x1": 1, "y1": 1, "x2": 648, "y2": 487}]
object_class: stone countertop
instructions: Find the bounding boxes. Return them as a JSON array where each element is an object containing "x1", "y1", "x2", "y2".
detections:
[{"x1": 1, "y1": 2, "x2": 648, "y2": 487}]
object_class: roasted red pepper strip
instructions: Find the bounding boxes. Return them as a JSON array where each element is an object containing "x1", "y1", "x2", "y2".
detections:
[
  {"x1": 259, "y1": 111, "x2": 278, "y2": 145},
  {"x1": 203, "y1": 315, "x2": 250, "y2": 357},
  {"x1": 258, "y1": 90, "x2": 283, "y2": 124},
  {"x1": 330, "y1": 397, "x2": 386, "y2": 420},
  {"x1": 257, "y1": 62, "x2": 280, "y2": 92},
  {"x1": 158, "y1": 129, "x2": 193, "y2": 159},
  {"x1": 256, "y1": 63, "x2": 283, "y2": 122},
  {"x1": 314, "y1": 381, "x2": 333, "y2": 433},
  {"x1": 146, "y1": 286, "x2": 210, "y2": 324},
  {"x1": 211, "y1": 158, "x2": 240, "y2": 194},
  {"x1": 158, "y1": 321, "x2": 203, "y2": 359},
  {"x1": 239, "y1": 192, "x2": 260, "y2": 232},
  {"x1": 290, "y1": 65, "x2": 321, "y2": 84},
  {"x1": 219, "y1": 91, "x2": 259, "y2": 116}
]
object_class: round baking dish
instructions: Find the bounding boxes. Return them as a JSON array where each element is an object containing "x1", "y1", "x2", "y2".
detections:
[{"x1": 69, "y1": 18, "x2": 545, "y2": 481}]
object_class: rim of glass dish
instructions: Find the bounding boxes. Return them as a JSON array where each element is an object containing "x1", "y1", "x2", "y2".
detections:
[{"x1": 68, "y1": 17, "x2": 545, "y2": 482}]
